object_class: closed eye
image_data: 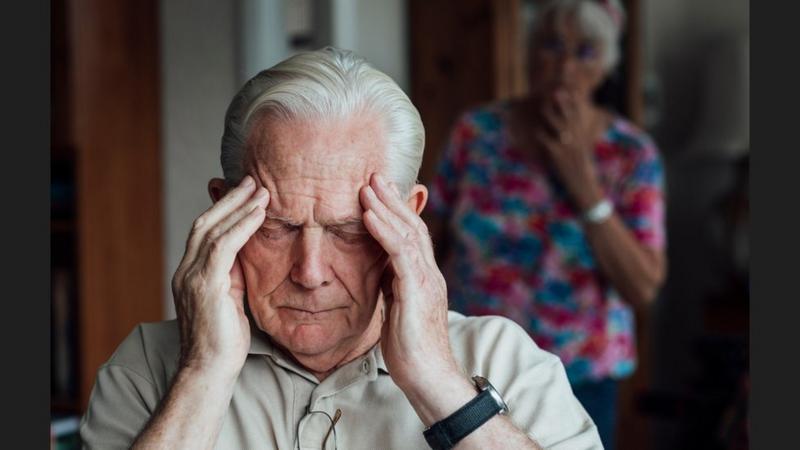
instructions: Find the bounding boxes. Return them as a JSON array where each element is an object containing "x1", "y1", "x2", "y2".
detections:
[
  {"x1": 327, "y1": 224, "x2": 372, "y2": 245},
  {"x1": 260, "y1": 221, "x2": 300, "y2": 240}
]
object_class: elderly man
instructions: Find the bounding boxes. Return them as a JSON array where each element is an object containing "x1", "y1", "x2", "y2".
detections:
[{"x1": 80, "y1": 48, "x2": 602, "y2": 449}]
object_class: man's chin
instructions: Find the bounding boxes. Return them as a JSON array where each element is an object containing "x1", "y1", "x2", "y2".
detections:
[{"x1": 275, "y1": 322, "x2": 345, "y2": 357}]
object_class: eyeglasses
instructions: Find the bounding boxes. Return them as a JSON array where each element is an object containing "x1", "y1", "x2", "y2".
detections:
[
  {"x1": 536, "y1": 36, "x2": 599, "y2": 63},
  {"x1": 294, "y1": 407, "x2": 342, "y2": 450}
]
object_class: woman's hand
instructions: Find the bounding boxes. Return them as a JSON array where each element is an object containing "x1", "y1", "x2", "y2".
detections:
[
  {"x1": 171, "y1": 175, "x2": 269, "y2": 377},
  {"x1": 534, "y1": 90, "x2": 605, "y2": 211}
]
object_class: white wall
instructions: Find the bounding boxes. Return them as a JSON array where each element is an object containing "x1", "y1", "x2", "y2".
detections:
[
  {"x1": 331, "y1": 0, "x2": 409, "y2": 92},
  {"x1": 159, "y1": 0, "x2": 239, "y2": 318},
  {"x1": 238, "y1": 0, "x2": 291, "y2": 84}
]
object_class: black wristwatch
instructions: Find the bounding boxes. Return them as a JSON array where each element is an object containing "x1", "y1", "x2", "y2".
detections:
[{"x1": 423, "y1": 376, "x2": 509, "y2": 450}]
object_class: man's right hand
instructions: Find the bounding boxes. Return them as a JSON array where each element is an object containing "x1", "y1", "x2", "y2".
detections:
[{"x1": 171, "y1": 175, "x2": 269, "y2": 377}]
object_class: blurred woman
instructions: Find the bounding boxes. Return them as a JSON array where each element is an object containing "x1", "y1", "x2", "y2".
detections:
[{"x1": 425, "y1": 1, "x2": 666, "y2": 448}]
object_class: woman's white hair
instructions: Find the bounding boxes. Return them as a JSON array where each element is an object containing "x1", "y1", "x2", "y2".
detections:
[
  {"x1": 528, "y1": 0, "x2": 626, "y2": 71},
  {"x1": 220, "y1": 47, "x2": 425, "y2": 195}
]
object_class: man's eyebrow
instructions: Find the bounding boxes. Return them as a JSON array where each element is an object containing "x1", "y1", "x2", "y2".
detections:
[
  {"x1": 321, "y1": 216, "x2": 365, "y2": 227},
  {"x1": 263, "y1": 210, "x2": 302, "y2": 226},
  {"x1": 262, "y1": 211, "x2": 365, "y2": 227}
]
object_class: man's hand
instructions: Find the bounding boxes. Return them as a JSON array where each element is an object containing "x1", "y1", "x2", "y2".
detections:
[
  {"x1": 172, "y1": 175, "x2": 269, "y2": 376},
  {"x1": 359, "y1": 174, "x2": 466, "y2": 422},
  {"x1": 132, "y1": 175, "x2": 269, "y2": 449},
  {"x1": 359, "y1": 174, "x2": 541, "y2": 449}
]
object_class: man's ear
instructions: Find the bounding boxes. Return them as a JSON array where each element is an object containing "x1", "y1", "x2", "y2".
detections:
[
  {"x1": 208, "y1": 178, "x2": 228, "y2": 204},
  {"x1": 406, "y1": 184, "x2": 428, "y2": 216}
]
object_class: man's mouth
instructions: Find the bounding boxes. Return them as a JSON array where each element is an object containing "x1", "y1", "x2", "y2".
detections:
[{"x1": 278, "y1": 306, "x2": 345, "y2": 320}]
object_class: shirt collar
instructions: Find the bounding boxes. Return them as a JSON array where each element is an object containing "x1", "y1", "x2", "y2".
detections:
[{"x1": 248, "y1": 323, "x2": 389, "y2": 375}]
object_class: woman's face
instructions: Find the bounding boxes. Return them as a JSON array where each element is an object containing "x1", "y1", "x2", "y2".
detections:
[{"x1": 528, "y1": 13, "x2": 608, "y2": 102}]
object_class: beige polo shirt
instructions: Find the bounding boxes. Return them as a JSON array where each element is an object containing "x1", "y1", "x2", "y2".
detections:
[{"x1": 80, "y1": 312, "x2": 601, "y2": 449}]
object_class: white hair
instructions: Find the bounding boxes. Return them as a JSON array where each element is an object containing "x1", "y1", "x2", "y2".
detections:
[
  {"x1": 220, "y1": 47, "x2": 425, "y2": 195},
  {"x1": 528, "y1": 0, "x2": 626, "y2": 70}
]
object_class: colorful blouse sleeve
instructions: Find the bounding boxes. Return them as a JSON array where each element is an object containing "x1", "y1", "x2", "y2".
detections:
[
  {"x1": 427, "y1": 112, "x2": 475, "y2": 219},
  {"x1": 613, "y1": 131, "x2": 667, "y2": 251}
]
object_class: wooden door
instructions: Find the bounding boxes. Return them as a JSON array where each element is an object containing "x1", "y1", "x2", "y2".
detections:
[{"x1": 64, "y1": 0, "x2": 165, "y2": 410}]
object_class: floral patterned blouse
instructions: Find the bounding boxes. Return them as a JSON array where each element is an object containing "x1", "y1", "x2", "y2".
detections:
[{"x1": 428, "y1": 102, "x2": 666, "y2": 384}]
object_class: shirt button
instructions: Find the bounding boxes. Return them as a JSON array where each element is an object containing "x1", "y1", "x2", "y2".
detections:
[{"x1": 362, "y1": 360, "x2": 370, "y2": 373}]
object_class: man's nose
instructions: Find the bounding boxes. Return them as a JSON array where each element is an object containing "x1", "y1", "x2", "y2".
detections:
[{"x1": 290, "y1": 228, "x2": 334, "y2": 289}]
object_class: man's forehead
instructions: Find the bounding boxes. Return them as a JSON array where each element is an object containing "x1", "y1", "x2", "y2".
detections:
[
  {"x1": 245, "y1": 114, "x2": 385, "y2": 223},
  {"x1": 246, "y1": 114, "x2": 385, "y2": 178}
]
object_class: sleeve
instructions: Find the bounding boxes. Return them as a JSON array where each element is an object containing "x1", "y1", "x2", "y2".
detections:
[
  {"x1": 426, "y1": 112, "x2": 475, "y2": 219},
  {"x1": 453, "y1": 315, "x2": 603, "y2": 449},
  {"x1": 614, "y1": 133, "x2": 667, "y2": 251},
  {"x1": 79, "y1": 326, "x2": 163, "y2": 450}
]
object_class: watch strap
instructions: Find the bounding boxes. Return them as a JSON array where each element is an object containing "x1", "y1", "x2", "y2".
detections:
[{"x1": 423, "y1": 389, "x2": 503, "y2": 450}]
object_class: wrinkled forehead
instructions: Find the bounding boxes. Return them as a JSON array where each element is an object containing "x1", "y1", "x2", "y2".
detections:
[{"x1": 244, "y1": 114, "x2": 386, "y2": 222}]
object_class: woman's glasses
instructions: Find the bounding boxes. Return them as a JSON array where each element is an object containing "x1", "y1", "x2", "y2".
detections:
[{"x1": 537, "y1": 36, "x2": 599, "y2": 63}]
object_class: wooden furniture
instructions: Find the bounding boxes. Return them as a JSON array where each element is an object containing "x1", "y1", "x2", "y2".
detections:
[{"x1": 51, "y1": 0, "x2": 164, "y2": 413}]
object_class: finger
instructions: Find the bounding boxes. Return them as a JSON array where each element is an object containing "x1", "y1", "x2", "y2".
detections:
[
  {"x1": 206, "y1": 187, "x2": 269, "y2": 242},
  {"x1": 369, "y1": 174, "x2": 424, "y2": 230},
  {"x1": 203, "y1": 204, "x2": 267, "y2": 282},
  {"x1": 561, "y1": 91, "x2": 580, "y2": 119},
  {"x1": 362, "y1": 208, "x2": 417, "y2": 280},
  {"x1": 373, "y1": 176, "x2": 440, "y2": 266},
  {"x1": 541, "y1": 101, "x2": 566, "y2": 136},
  {"x1": 362, "y1": 181, "x2": 439, "y2": 266},
  {"x1": 534, "y1": 129, "x2": 560, "y2": 156},
  {"x1": 360, "y1": 184, "x2": 411, "y2": 239},
  {"x1": 552, "y1": 90, "x2": 573, "y2": 120},
  {"x1": 183, "y1": 176, "x2": 257, "y2": 263},
  {"x1": 194, "y1": 175, "x2": 257, "y2": 234},
  {"x1": 177, "y1": 185, "x2": 267, "y2": 288}
]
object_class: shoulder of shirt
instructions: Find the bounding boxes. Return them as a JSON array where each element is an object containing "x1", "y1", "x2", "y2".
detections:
[
  {"x1": 100, "y1": 320, "x2": 180, "y2": 383},
  {"x1": 455, "y1": 101, "x2": 509, "y2": 128},
  {"x1": 606, "y1": 115, "x2": 659, "y2": 155},
  {"x1": 446, "y1": 311, "x2": 560, "y2": 367}
]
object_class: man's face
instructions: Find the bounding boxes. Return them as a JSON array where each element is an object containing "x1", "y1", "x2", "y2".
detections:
[{"x1": 238, "y1": 113, "x2": 388, "y2": 371}]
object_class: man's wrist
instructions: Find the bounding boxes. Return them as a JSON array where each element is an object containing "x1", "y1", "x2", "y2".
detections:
[
  {"x1": 423, "y1": 376, "x2": 509, "y2": 450},
  {"x1": 178, "y1": 358, "x2": 243, "y2": 387},
  {"x1": 398, "y1": 366, "x2": 477, "y2": 427}
]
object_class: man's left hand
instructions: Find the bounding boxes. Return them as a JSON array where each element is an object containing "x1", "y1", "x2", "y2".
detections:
[{"x1": 359, "y1": 174, "x2": 464, "y2": 406}]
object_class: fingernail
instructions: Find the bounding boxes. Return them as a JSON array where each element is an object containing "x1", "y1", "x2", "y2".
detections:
[
  {"x1": 242, "y1": 175, "x2": 254, "y2": 186},
  {"x1": 256, "y1": 187, "x2": 268, "y2": 199}
]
